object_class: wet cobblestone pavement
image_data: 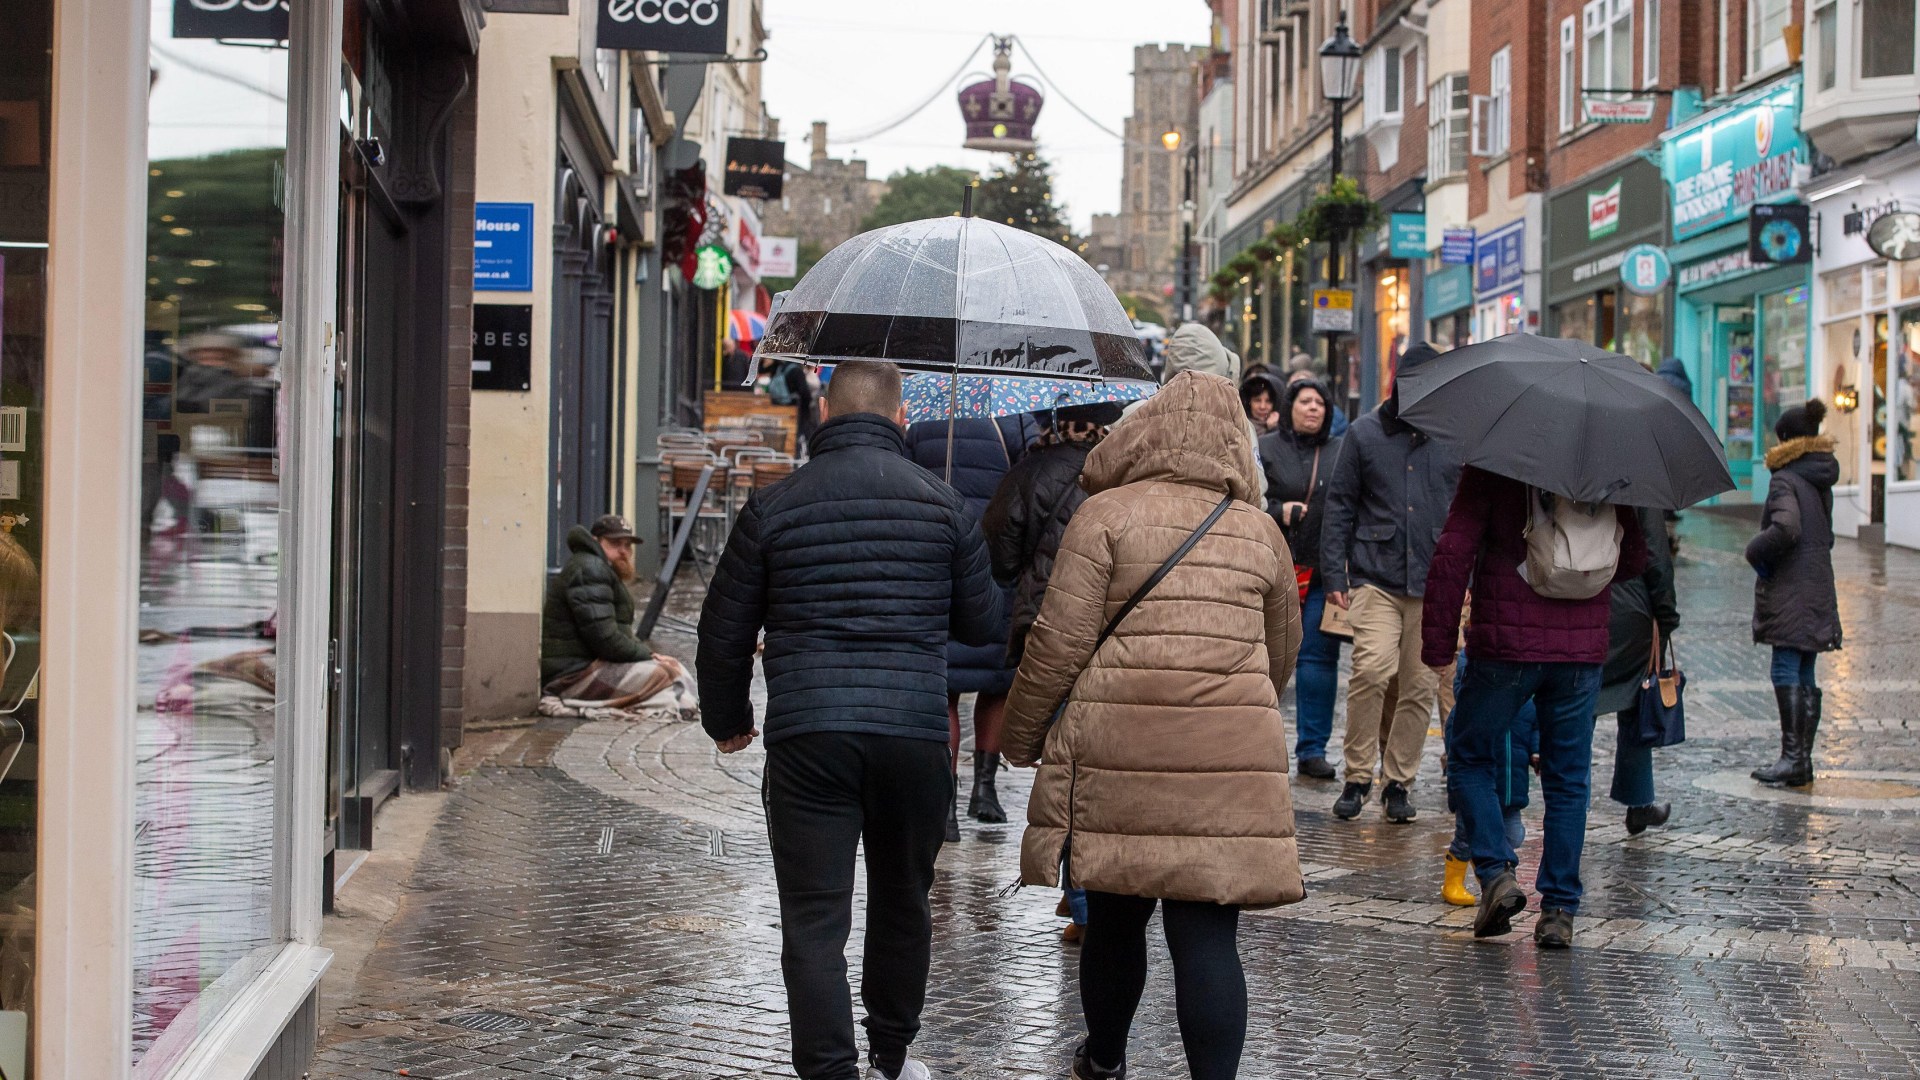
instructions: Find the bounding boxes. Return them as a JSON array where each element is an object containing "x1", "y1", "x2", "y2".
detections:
[{"x1": 315, "y1": 513, "x2": 1920, "y2": 1079}]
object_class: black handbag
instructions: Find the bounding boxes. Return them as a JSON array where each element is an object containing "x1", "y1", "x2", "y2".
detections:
[
  {"x1": 1044, "y1": 494, "x2": 1235, "y2": 730},
  {"x1": 1631, "y1": 621, "x2": 1687, "y2": 748}
]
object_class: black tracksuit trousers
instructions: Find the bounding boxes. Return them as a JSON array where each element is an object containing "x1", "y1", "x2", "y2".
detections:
[{"x1": 763, "y1": 731, "x2": 951, "y2": 1080}]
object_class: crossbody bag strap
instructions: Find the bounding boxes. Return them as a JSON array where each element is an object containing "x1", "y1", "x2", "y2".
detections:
[{"x1": 1089, "y1": 493, "x2": 1236, "y2": 656}]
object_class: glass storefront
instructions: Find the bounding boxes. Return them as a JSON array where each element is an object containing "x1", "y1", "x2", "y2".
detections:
[
  {"x1": 133, "y1": 4, "x2": 289, "y2": 1068},
  {"x1": 1897, "y1": 309, "x2": 1920, "y2": 484},
  {"x1": 1374, "y1": 263, "x2": 1410, "y2": 389},
  {"x1": 0, "y1": 3, "x2": 52, "y2": 1070},
  {"x1": 1759, "y1": 286, "x2": 1811, "y2": 455}
]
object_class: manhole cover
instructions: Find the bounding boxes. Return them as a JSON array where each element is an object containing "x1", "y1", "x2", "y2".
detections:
[
  {"x1": 443, "y1": 1010, "x2": 535, "y2": 1033},
  {"x1": 649, "y1": 914, "x2": 737, "y2": 933}
]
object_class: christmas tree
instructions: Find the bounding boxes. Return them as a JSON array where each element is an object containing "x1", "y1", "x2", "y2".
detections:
[{"x1": 977, "y1": 147, "x2": 1074, "y2": 245}]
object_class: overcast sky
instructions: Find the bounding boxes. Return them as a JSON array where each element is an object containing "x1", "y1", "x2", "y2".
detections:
[{"x1": 761, "y1": 0, "x2": 1211, "y2": 233}]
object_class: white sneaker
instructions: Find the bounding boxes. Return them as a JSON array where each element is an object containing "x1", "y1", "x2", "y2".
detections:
[{"x1": 865, "y1": 1059, "x2": 933, "y2": 1080}]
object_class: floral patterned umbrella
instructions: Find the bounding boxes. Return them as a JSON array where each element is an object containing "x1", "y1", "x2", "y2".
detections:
[{"x1": 899, "y1": 372, "x2": 1155, "y2": 425}]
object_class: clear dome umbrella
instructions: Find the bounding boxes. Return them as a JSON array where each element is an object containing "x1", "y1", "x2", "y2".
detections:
[{"x1": 756, "y1": 208, "x2": 1155, "y2": 477}]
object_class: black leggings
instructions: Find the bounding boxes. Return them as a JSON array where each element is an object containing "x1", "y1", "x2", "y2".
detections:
[{"x1": 1079, "y1": 891, "x2": 1246, "y2": 1079}]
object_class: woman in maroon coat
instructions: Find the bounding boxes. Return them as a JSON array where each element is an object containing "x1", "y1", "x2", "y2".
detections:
[{"x1": 1421, "y1": 466, "x2": 1645, "y2": 950}]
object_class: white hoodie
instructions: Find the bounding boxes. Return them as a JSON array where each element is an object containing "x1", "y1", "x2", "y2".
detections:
[{"x1": 1119, "y1": 323, "x2": 1268, "y2": 501}]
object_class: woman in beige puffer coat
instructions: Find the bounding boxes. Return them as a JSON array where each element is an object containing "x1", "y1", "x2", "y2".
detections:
[{"x1": 1002, "y1": 369, "x2": 1303, "y2": 1080}]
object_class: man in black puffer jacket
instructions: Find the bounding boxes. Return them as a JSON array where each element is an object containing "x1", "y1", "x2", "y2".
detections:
[{"x1": 698, "y1": 359, "x2": 1001, "y2": 1080}]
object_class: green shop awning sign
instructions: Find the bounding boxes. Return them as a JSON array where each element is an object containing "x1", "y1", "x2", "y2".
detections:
[{"x1": 1662, "y1": 77, "x2": 1805, "y2": 242}]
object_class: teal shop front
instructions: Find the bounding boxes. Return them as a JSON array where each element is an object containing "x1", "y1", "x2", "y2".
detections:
[{"x1": 1662, "y1": 75, "x2": 1812, "y2": 502}]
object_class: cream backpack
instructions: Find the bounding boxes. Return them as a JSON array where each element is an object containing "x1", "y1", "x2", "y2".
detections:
[{"x1": 1518, "y1": 487, "x2": 1623, "y2": 600}]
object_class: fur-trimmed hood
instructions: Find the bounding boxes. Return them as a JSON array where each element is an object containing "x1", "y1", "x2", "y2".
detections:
[{"x1": 1764, "y1": 435, "x2": 1837, "y2": 473}]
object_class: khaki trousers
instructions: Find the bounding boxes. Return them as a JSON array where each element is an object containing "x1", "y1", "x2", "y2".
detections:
[{"x1": 1342, "y1": 585, "x2": 1437, "y2": 785}]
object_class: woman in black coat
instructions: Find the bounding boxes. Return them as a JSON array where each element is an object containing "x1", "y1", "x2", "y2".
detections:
[
  {"x1": 1240, "y1": 371, "x2": 1289, "y2": 436},
  {"x1": 1257, "y1": 378, "x2": 1344, "y2": 779},
  {"x1": 905, "y1": 412, "x2": 1041, "y2": 834},
  {"x1": 1594, "y1": 504, "x2": 1680, "y2": 833},
  {"x1": 1745, "y1": 399, "x2": 1843, "y2": 787}
]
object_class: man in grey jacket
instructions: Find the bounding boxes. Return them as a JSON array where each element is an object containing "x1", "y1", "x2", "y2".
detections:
[{"x1": 1319, "y1": 342, "x2": 1463, "y2": 823}]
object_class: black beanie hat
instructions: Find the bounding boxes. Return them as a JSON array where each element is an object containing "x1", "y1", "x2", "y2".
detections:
[{"x1": 1775, "y1": 398, "x2": 1827, "y2": 443}]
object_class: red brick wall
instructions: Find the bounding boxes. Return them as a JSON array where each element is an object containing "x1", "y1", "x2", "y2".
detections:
[{"x1": 441, "y1": 59, "x2": 477, "y2": 752}]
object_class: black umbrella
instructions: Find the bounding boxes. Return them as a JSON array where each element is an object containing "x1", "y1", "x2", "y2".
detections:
[
  {"x1": 1395, "y1": 334, "x2": 1733, "y2": 510},
  {"x1": 755, "y1": 215, "x2": 1155, "y2": 384}
]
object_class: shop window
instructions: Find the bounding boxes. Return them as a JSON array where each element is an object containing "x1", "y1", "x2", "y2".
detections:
[
  {"x1": 1618, "y1": 290, "x2": 1666, "y2": 368},
  {"x1": 1823, "y1": 267, "x2": 1863, "y2": 319},
  {"x1": 0, "y1": 0, "x2": 49, "y2": 1057},
  {"x1": 1825, "y1": 319, "x2": 1862, "y2": 488},
  {"x1": 1749, "y1": 0, "x2": 1792, "y2": 75},
  {"x1": 1584, "y1": 0, "x2": 1634, "y2": 95},
  {"x1": 1559, "y1": 17, "x2": 1577, "y2": 132},
  {"x1": 1895, "y1": 312, "x2": 1920, "y2": 482},
  {"x1": 1427, "y1": 73, "x2": 1469, "y2": 178},
  {"x1": 1869, "y1": 263, "x2": 1889, "y2": 308},
  {"x1": 133, "y1": 22, "x2": 289, "y2": 1066},
  {"x1": 1376, "y1": 266, "x2": 1411, "y2": 394},
  {"x1": 1760, "y1": 287, "x2": 1811, "y2": 451},
  {"x1": 1861, "y1": 0, "x2": 1917, "y2": 79},
  {"x1": 1553, "y1": 296, "x2": 1597, "y2": 345},
  {"x1": 1900, "y1": 259, "x2": 1920, "y2": 303}
]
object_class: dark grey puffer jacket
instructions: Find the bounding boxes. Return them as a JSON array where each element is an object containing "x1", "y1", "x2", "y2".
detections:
[
  {"x1": 696, "y1": 414, "x2": 1003, "y2": 745},
  {"x1": 1746, "y1": 436, "x2": 1842, "y2": 653}
]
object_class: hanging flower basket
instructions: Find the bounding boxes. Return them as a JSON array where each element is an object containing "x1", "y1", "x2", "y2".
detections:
[
  {"x1": 1295, "y1": 175, "x2": 1385, "y2": 243},
  {"x1": 1247, "y1": 240, "x2": 1281, "y2": 263}
]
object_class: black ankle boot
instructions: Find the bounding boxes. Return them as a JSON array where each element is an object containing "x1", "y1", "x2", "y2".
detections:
[
  {"x1": 1752, "y1": 686, "x2": 1810, "y2": 786},
  {"x1": 969, "y1": 750, "x2": 1006, "y2": 823}
]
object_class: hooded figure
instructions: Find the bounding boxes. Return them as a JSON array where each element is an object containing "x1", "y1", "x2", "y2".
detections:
[
  {"x1": 1746, "y1": 399, "x2": 1842, "y2": 788},
  {"x1": 1125, "y1": 323, "x2": 1268, "y2": 500},
  {"x1": 1656, "y1": 357, "x2": 1693, "y2": 398},
  {"x1": 1003, "y1": 370, "x2": 1304, "y2": 907},
  {"x1": 1240, "y1": 370, "x2": 1290, "y2": 434}
]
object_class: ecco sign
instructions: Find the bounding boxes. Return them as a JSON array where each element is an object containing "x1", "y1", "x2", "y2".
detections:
[
  {"x1": 598, "y1": 0, "x2": 730, "y2": 53},
  {"x1": 173, "y1": 0, "x2": 289, "y2": 40}
]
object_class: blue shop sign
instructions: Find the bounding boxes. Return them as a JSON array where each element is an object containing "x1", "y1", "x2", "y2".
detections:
[
  {"x1": 1425, "y1": 263, "x2": 1473, "y2": 317},
  {"x1": 1662, "y1": 76, "x2": 1806, "y2": 242},
  {"x1": 1389, "y1": 213, "x2": 1427, "y2": 258},
  {"x1": 1619, "y1": 243, "x2": 1672, "y2": 295},
  {"x1": 1441, "y1": 227, "x2": 1475, "y2": 264},
  {"x1": 475, "y1": 202, "x2": 535, "y2": 291},
  {"x1": 1476, "y1": 220, "x2": 1525, "y2": 297}
]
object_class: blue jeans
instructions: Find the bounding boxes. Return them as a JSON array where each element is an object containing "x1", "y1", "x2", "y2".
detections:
[
  {"x1": 1770, "y1": 647, "x2": 1818, "y2": 688},
  {"x1": 1610, "y1": 713, "x2": 1656, "y2": 806},
  {"x1": 1449, "y1": 807, "x2": 1526, "y2": 862},
  {"x1": 1447, "y1": 659, "x2": 1601, "y2": 913},
  {"x1": 1445, "y1": 656, "x2": 1536, "y2": 860},
  {"x1": 1293, "y1": 581, "x2": 1342, "y2": 761},
  {"x1": 1064, "y1": 887, "x2": 1087, "y2": 926}
]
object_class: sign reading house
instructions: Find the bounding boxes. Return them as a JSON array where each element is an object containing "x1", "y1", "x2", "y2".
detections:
[
  {"x1": 723, "y1": 138, "x2": 786, "y2": 201},
  {"x1": 598, "y1": 0, "x2": 730, "y2": 54},
  {"x1": 173, "y1": 0, "x2": 289, "y2": 40}
]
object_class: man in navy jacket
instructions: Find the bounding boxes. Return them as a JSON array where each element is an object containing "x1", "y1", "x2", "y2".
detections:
[{"x1": 698, "y1": 358, "x2": 1002, "y2": 1080}]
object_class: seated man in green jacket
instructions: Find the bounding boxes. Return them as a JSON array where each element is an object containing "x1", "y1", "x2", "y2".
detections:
[{"x1": 540, "y1": 514, "x2": 686, "y2": 708}]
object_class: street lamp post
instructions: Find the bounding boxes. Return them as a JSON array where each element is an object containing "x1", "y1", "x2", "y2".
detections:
[
  {"x1": 1318, "y1": 13, "x2": 1362, "y2": 408},
  {"x1": 1164, "y1": 128, "x2": 1198, "y2": 324}
]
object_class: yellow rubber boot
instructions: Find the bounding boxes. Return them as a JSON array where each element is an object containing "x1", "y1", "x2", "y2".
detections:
[{"x1": 1442, "y1": 853, "x2": 1476, "y2": 907}]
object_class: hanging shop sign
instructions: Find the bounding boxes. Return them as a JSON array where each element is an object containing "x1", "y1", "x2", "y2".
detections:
[
  {"x1": 472, "y1": 305, "x2": 534, "y2": 392},
  {"x1": 1441, "y1": 227, "x2": 1476, "y2": 265},
  {"x1": 692, "y1": 243, "x2": 733, "y2": 289},
  {"x1": 597, "y1": 0, "x2": 731, "y2": 54},
  {"x1": 1424, "y1": 263, "x2": 1473, "y2": 318},
  {"x1": 173, "y1": 0, "x2": 288, "y2": 39},
  {"x1": 1388, "y1": 213, "x2": 1427, "y2": 259},
  {"x1": 1310, "y1": 288, "x2": 1355, "y2": 333},
  {"x1": 1475, "y1": 220, "x2": 1525, "y2": 298},
  {"x1": 1583, "y1": 96, "x2": 1658, "y2": 124},
  {"x1": 1588, "y1": 179, "x2": 1622, "y2": 240},
  {"x1": 1662, "y1": 76, "x2": 1806, "y2": 241},
  {"x1": 1748, "y1": 202, "x2": 1812, "y2": 265},
  {"x1": 1866, "y1": 211, "x2": 1920, "y2": 262},
  {"x1": 760, "y1": 236, "x2": 799, "y2": 278},
  {"x1": 474, "y1": 202, "x2": 535, "y2": 292},
  {"x1": 1619, "y1": 244, "x2": 1672, "y2": 295},
  {"x1": 723, "y1": 137, "x2": 786, "y2": 201}
]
